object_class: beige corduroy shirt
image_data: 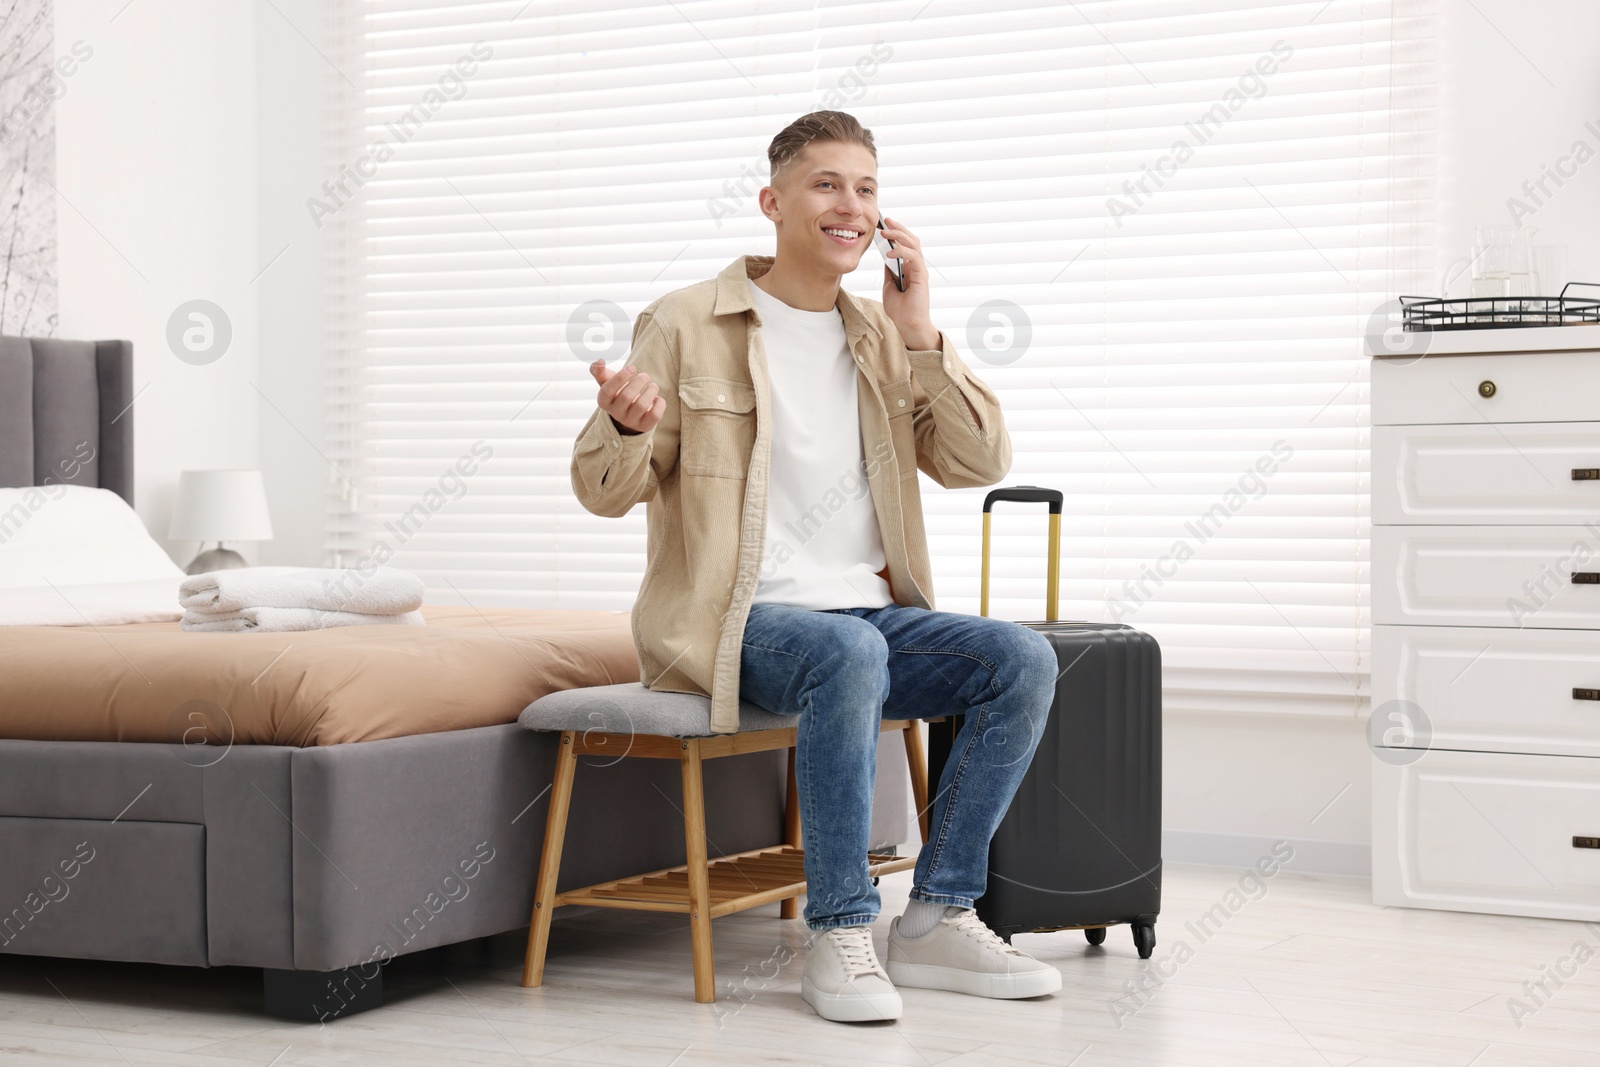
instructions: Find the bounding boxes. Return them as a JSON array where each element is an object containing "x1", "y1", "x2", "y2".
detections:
[{"x1": 570, "y1": 254, "x2": 1012, "y2": 734}]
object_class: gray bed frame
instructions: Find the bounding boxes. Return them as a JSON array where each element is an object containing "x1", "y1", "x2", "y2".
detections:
[{"x1": 0, "y1": 335, "x2": 790, "y2": 1020}]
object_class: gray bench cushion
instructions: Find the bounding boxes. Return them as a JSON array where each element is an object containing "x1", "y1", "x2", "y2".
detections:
[{"x1": 519, "y1": 683, "x2": 795, "y2": 737}]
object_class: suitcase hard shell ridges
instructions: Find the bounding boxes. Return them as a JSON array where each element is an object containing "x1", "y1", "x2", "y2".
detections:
[{"x1": 973, "y1": 622, "x2": 1161, "y2": 935}]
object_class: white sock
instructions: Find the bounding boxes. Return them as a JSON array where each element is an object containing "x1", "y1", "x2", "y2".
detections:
[{"x1": 898, "y1": 900, "x2": 961, "y2": 939}]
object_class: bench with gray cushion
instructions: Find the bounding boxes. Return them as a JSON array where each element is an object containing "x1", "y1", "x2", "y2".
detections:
[
  {"x1": 517, "y1": 682, "x2": 796, "y2": 737},
  {"x1": 516, "y1": 682, "x2": 930, "y2": 1003}
]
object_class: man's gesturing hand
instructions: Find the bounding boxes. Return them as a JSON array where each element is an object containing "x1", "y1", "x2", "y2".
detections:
[{"x1": 591, "y1": 359, "x2": 665, "y2": 436}]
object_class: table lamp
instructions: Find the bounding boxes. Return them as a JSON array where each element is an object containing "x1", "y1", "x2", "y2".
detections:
[{"x1": 169, "y1": 469, "x2": 274, "y2": 575}]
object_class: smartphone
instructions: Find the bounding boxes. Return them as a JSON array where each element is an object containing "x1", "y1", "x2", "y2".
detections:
[{"x1": 874, "y1": 217, "x2": 906, "y2": 293}]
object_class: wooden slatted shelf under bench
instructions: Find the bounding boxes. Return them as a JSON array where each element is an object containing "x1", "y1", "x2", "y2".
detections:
[{"x1": 558, "y1": 844, "x2": 917, "y2": 919}]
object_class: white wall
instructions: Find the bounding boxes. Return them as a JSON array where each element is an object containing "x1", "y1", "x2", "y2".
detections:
[
  {"x1": 1432, "y1": 0, "x2": 1600, "y2": 292},
  {"x1": 51, "y1": 0, "x2": 1594, "y2": 875},
  {"x1": 1163, "y1": 712, "x2": 1372, "y2": 876},
  {"x1": 53, "y1": 0, "x2": 258, "y2": 567},
  {"x1": 254, "y1": 0, "x2": 330, "y2": 569}
]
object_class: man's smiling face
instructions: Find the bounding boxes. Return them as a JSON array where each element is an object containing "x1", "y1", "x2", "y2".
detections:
[{"x1": 768, "y1": 140, "x2": 880, "y2": 278}]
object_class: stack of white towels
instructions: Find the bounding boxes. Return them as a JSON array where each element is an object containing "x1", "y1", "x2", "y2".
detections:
[{"x1": 178, "y1": 566, "x2": 427, "y2": 633}]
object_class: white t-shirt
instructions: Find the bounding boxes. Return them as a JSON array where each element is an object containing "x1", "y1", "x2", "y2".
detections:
[{"x1": 748, "y1": 279, "x2": 895, "y2": 611}]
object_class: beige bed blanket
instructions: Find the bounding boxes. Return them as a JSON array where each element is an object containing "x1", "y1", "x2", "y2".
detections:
[{"x1": 0, "y1": 605, "x2": 639, "y2": 746}]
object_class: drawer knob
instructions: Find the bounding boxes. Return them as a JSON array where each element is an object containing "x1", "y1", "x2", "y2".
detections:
[
  {"x1": 1576, "y1": 837, "x2": 1600, "y2": 850},
  {"x1": 1478, "y1": 379, "x2": 1497, "y2": 398},
  {"x1": 1575, "y1": 469, "x2": 1600, "y2": 480},
  {"x1": 1575, "y1": 688, "x2": 1600, "y2": 701},
  {"x1": 1573, "y1": 573, "x2": 1600, "y2": 585}
]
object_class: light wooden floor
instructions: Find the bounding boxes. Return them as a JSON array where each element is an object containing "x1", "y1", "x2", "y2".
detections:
[{"x1": 3, "y1": 862, "x2": 1599, "y2": 1066}]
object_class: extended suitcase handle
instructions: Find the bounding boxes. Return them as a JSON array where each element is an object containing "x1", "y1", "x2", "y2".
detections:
[
  {"x1": 983, "y1": 486, "x2": 1064, "y2": 513},
  {"x1": 981, "y1": 484, "x2": 1061, "y2": 622}
]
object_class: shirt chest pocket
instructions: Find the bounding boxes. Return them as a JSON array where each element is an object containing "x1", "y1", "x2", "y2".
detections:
[{"x1": 677, "y1": 376, "x2": 756, "y2": 479}]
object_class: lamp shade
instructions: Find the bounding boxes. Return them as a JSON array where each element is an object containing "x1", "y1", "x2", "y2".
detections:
[{"x1": 168, "y1": 469, "x2": 274, "y2": 542}]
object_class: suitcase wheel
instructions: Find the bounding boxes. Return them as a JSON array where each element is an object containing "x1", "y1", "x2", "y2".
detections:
[
  {"x1": 1132, "y1": 923, "x2": 1156, "y2": 959},
  {"x1": 1084, "y1": 927, "x2": 1107, "y2": 947}
]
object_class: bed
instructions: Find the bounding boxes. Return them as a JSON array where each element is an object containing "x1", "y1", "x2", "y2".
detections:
[{"x1": 0, "y1": 334, "x2": 805, "y2": 1020}]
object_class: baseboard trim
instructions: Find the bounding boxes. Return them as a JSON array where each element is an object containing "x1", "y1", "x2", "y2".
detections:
[{"x1": 1162, "y1": 829, "x2": 1371, "y2": 879}]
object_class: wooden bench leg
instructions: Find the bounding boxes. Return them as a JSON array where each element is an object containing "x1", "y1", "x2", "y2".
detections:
[
  {"x1": 780, "y1": 745, "x2": 802, "y2": 920},
  {"x1": 679, "y1": 738, "x2": 716, "y2": 1003},
  {"x1": 903, "y1": 720, "x2": 931, "y2": 845},
  {"x1": 522, "y1": 730, "x2": 579, "y2": 988}
]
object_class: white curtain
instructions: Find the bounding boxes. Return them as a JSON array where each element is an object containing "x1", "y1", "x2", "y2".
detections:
[{"x1": 325, "y1": 0, "x2": 1437, "y2": 717}]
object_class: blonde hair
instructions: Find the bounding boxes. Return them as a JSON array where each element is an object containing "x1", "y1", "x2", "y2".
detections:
[{"x1": 767, "y1": 111, "x2": 877, "y2": 184}]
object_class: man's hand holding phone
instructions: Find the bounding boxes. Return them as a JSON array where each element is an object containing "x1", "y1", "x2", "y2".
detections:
[
  {"x1": 876, "y1": 215, "x2": 939, "y2": 352},
  {"x1": 590, "y1": 360, "x2": 665, "y2": 436}
]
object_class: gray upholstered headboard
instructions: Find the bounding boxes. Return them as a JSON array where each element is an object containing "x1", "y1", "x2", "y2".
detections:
[{"x1": 0, "y1": 335, "x2": 134, "y2": 506}]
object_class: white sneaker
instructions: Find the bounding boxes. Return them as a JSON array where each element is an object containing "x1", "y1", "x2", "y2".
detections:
[
  {"x1": 886, "y1": 908, "x2": 1062, "y2": 999},
  {"x1": 800, "y1": 926, "x2": 903, "y2": 1022}
]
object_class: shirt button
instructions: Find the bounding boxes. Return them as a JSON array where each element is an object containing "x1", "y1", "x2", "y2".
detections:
[
  {"x1": 717, "y1": 393, "x2": 726, "y2": 403},
  {"x1": 856, "y1": 355, "x2": 865, "y2": 364},
  {"x1": 943, "y1": 360, "x2": 952, "y2": 371},
  {"x1": 898, "y1": 398, "x2": 906, "y2": 407}
]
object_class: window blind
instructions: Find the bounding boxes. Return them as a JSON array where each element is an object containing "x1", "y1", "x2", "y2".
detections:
[{"x1": 324, "y1": 0, "x2": 1436, "y2": 717}]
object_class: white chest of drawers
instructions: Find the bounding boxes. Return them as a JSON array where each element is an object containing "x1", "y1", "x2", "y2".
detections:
[{"x1": 1370, "y1": 326, "x2": 1600, "y2": 922}]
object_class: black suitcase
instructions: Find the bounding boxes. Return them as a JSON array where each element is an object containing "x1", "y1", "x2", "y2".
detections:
[{"x1": 926, "y1": 485, "x2": 1163, "y2": 958}]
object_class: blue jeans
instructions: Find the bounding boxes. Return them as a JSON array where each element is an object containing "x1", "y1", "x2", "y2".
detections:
[{"x1": 738, "y1": 602, "x2": 1058, "y2": 931}]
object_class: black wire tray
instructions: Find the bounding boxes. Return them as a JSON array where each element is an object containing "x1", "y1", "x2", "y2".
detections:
[{"x1": 1402, "y1": 282, "x2": 1600, "y2": 330}]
